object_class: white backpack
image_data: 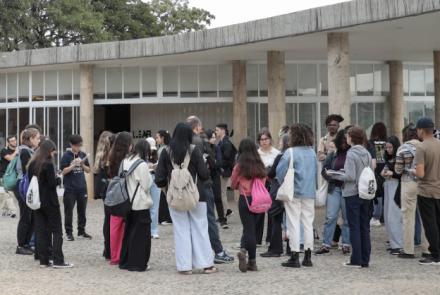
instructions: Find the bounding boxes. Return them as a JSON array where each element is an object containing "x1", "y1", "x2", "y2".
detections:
[
  {"x1": 26, "y1": 176, "x2": 41, "y2": 210},
  {"x1": 358, "y1": 155, "x2": 377, "y2": 200},
  {"x1": 276, "y1": 148, "x2": 294, "y2": 202}
]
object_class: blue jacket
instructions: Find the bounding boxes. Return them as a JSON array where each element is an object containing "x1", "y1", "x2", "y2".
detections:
[{"x1": 276, "y1": 147, "x2": 317, "y2": 199}]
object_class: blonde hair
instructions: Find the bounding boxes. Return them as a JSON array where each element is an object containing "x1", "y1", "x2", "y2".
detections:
[{"x1": 94, "y1": 131, "x2": 114, "y2": 172}]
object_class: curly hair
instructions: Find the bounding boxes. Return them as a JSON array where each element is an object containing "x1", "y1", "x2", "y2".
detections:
[
  {"x1": 94, "y1": 131, "x2": 114, "y2": 172},
  {"x1": 289, "y1": 123, "x2": 314, "y2": 147}
]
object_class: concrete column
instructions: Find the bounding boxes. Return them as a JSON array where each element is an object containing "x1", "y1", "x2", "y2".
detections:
[
  {"x1": 80, "y1": 64, "x2": 94, "y2": 199},
  {"x1": 434, "y1": 51, "x2": 440, "y2": 127},
  {"x1": 327, "y1": 32, "x2": 350, "y2": 126},
  {"x1": 232, "y1": 61, "x2": 247, "y2": 147},
  {"x1": 388, "y1": 61, "x2": 404, "y2": 139},
  {"x1": 267, "y1": 51, "x2": 286, "y2": 139}
]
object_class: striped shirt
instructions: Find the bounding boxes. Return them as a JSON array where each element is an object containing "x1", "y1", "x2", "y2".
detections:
[{"x1": 395, "y1": 140, "x2": 420, "y2": 182}]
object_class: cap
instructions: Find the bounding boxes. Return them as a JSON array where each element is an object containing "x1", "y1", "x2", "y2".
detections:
[
  {"x1": 325, "y1": 114, "x2": 344, "y2": 126},
  {"x1": 146, "y1": 137, "x2": 157, "y2": 150},
  {"x1": 416, "y1": 117, "x2": 434, "y2": 129}
]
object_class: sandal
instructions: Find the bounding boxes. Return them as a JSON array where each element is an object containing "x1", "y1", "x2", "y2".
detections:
[{"x1": 202, "y1": 266, "x2": 218, "y2": 274}]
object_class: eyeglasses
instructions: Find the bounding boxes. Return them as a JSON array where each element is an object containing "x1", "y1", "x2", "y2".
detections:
[{"x1": 259, "y1": 137, "x2": 270, "y2": 142}]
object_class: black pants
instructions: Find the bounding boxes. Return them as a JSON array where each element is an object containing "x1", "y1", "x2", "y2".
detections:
[
  {"x1": 333, "y1": 224, "x2": 342, "y2": 243},
  {"x1": 119, "y1": 209, "x2": 151, "y2": 271},
  {"x1": 255, "y1": 213, "x2": 265, "y2": 245},
  {"x1": 14, "y1": 185, "x2": 34, "y2": 247},
  {"x1": 103, "y1": 203, "x2": 111, "y2": 259},
  {"x1": 239, "y1": 196, "x2": 257, "y2": 260},
  {"x1": 158, "y1": 191, "x2": 172, "y2": 223},
  {"x1": 346, "y1": 195, "x2": 371, "y2": 266},
  {"x1": 212, "y1": 172, "x2": 225, "y2": 221},
  {"x1": 206, "y1": 186, "x2": 223, "y2": 254},
  {"x1": 34, "y1": 206, "x2": 64, "y2": 265},
  {"x1": 268, "y1": 213, "x2": 283, "y2": 254},
  {"x1": 418, "y1": 196, "x2": 440, "y2": 260},
  {"x1": 63, "y1": 191, "x2": 87, "y2": 235}
]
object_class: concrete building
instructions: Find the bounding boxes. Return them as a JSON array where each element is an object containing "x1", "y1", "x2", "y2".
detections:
[{"x1": 0, "y1": 0, "x2": 439, "y2": 181}]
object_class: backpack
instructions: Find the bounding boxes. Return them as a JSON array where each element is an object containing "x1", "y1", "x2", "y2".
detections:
[
  {"x1": 2, "y1": 156, "x2": 18, "y2": 191},
  {"x1": 104, "y1": 159, "x2": 144, "y2": 218},
  {"x1": 166, "y1": 146, "x2": 199, "y2": 212},
  {"x1": 358, "y1": 155, "x2": 377, "y2": 200},
  {"x1": 246, "y1": 178, "x2": 272, "y2": 214},
  {"x1": 19, "y1": 172, "x2": 31, "y2": 202},
  {"x1": 26, "y1": 175, "x2": 40, "y2": 210},
  {"x1": 16, "y1": 146, "x2": 34, "y2": 180}
]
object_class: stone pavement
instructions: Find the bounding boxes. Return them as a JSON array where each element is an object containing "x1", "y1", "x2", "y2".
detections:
[{"x1": 0, "y1": 200, "x2": 439, "y2": 295}]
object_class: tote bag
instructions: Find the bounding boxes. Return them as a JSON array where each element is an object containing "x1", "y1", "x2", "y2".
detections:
[
  {"x1": 276, "y1": 149, "x2": 294, "y2": 202},
  {"x1": 315, "y1": 181, "x2": 328, "y2": 207}
]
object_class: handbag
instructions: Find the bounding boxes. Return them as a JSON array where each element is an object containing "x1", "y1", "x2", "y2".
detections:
[
  {"x1": 315, "y1": 181, "x2": 328, "y2": 207},
  {"x1": 276, "y1": 148, "x2": 294, "y2": 202}
]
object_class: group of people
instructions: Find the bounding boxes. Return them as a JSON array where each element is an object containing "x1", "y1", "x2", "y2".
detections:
[{"x1": 2, "y1": 113, "x2": 440, "y2": 273}]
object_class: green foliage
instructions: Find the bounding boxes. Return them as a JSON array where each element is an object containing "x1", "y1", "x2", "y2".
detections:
[{"x1": 0, "y1": 0, "x2": 215, "y2": 51}]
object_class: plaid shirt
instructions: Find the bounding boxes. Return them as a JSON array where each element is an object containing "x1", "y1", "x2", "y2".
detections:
[{"x1": 395, "y1": 140, "x2": 420, "y2": 182}]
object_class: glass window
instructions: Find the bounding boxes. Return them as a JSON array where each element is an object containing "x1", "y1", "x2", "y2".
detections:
[
  {"x1": 73, "y1": 70, "x2": 80, "y2": 100},
  {"x1": 142, "y1": 67, "x2": 157, "y2": 97},
  {"x1": 32, "y1": 71, "x2": 44, "y2": 102},
  {"x1": 107, "y1": 67, "x2": 122, "y2": 99},
  {"x1": 18, "y1": 72, "x2": 29, "y2": 102},
  {"x1": 62, "y1": 107, "x2": 73, "y2": 151},
  {"x1": 424, "y1": 101, "x2": 435, "y2": 121},
  {"x1": 93, "y1": 68, "x2": 105, "y2": 99},
  {"x1": 298, "y1": 103, "x2": 316, "y2": 141},
  {"x1": 374, "y1": 64, "x2": 389, "y2": 96},
  {"x1": 0, "y1": 109, "x2": 6, "y2": 149},
  {"x1": 358, "y1": 103, "x2": 374, "y2": 131},
  {"x1": 18, "y1": 108, "x2": 29, "y2": 132},
  {"x1": 298, "y1": 64, "x2": 317, "y2": 96},
  {"x1": 403, "y1": 65, "x2": 409, "y2": 96},
  {"x1": 246, "y1": 64, "x2": 258, "y2": 97},
  {"x1": 319, "y1": 64, "x2": 328, "y2": 96},
  {"x1": 406, "y1": 102, "x2": 424, "y2": 124},
  {"x1": 0, "y1": 74, "x2": 6, "y2": 103},
  {"x1": 375, "y1": 103, "x2": 385, "y2": 125},
  {"x1": 199, "y1": 65, "x2": 217, "y2": 97},
  {"x1": 286, "y1": 103, "x2": 297, "y2": 126},
  {"x1": 180, "y1": 66, "x2": 198, "y2": 97},
  {"x1": 45, "y1": 71, "x2": 57, "y2": 101},
  {"x1": 259, "y1": 64, "x2": 267, "y2": 97},
  {"x1": 48, "y1": 107, "x2": 59, "y2": 166},
  {"x1": 163, "y1": 66, "x2": 178, "y2": 97},
  {"x1": 7, "y1": 73, "x2": 17, "y2": 102},
  {"x1": 124, "y1": 67, "x2": 140, "y2": 99},
  {"x1": 356, "y1": 64, "x2": 374, "y2": 96},
  {"x1": 351, "y1": 103, "x2": 357, "y2": 125},
  {"x1": 59, "y1": 70, "x2": 73, "y2": 100},
  {"x1": 285, "y1": 64, "x2": 297, "y2": 96},
  {"x1": 34, "y1": 108, "x2": 45, "y2": 133},
  {"x1": 8, "y1": 108, "x2": 17, "y2": 136},
  {"x1": 320, "y1": 103, "x2": 329, "y2": 137},
  {"x1": 425, "y1": 66, "x2": 434, "y2": 96},
  {"x1": 350, "y1": 65, "x2": 356, "y2": 96},
  {"x1": 409, "y1": 65, "x2": 425, "y2": 96},
  {"x1": 247, "y1": 103, "x2": 258, "y2": 139},
  {"x1": 259, "y1": 103, "x2": 268, "y2": 130},
  {"x1": 219, "y1": 64, "x2": 232, "y2": 97}
]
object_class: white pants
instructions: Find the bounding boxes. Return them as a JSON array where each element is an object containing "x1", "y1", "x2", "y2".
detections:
[
  {"x1": 0, "y1": 190, "x2": 17, "y2": 215},
  {"x1": 285, "y1": 197, "x2": 315, "y2": 252},
  {"x1": 169, "y1": 202, "x2": 214, "y2": 271},
  {"x1": 220, "y1": 177, "x2": 230, "y2": 212}
]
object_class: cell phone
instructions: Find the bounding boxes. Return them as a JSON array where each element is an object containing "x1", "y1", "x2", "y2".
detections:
[{"x1": 80, "y1": 154, "x2": 90, "y2": 163}]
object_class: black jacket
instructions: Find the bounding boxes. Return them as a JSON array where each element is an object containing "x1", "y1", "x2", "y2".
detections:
[
  {"x1": 155, "y1": 146, "x2": 210, "y2": 202},
  {"x1": 28, "y1": 161, "x2": 61, "y2": 208},
  {"x1": 218, "y1": 136, "x2": 236, "y2": 177}
]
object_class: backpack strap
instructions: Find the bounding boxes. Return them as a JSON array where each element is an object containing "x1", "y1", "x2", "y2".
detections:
[
  {"x1": 121, "y1": 158, "x2": 144, "y2": 177},
  {"x1": 170, "y1": 145, "x2": 195, "y2": 169}
]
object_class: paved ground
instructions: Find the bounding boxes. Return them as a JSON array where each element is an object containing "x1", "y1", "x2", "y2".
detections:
[{"x1": 1, "y1": 199, "x2": 439, "y2": 295}]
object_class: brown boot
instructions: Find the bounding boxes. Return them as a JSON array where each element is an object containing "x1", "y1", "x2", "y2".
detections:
[
  {"x1": 247, "y1": 259, "x2": 258, "y2": 271},
  {"x1": 237, "y1": 248, "x2": 248, "y2": 272}
]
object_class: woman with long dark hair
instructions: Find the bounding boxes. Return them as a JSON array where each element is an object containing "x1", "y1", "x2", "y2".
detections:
[
  {"x1": 94, "y1": 131, "x2": 114, "y2": 260},
  {"x1": 231, "y1": 138, "x2": 267, "y2": 272},
  {"x1": 155, "y1": 130, "x2": 172, "y2": 225},
  {"x1": 155, "y1": 123, "x2": 216, "y2": 274},
  {"x1": 277, "y1": 124, "x2": 317, "y2": 268},
  {"x1": 28, "y1": 139, "x2": 73, "y2": 268},
  {"x1": 107, "y1": 132, "x2": 133, "y2": 265},
  {"x1": 119, "y1": 140, "x2": 153, "y2": 272},
  {"x1": 381, "y1": 135, "x2": 403, "y2": 255}
]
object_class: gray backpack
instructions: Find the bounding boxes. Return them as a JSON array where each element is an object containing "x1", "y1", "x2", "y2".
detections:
[
  {"x1": 104, "y1": 159, "x2": 144, "y2": 217},
  {"x1": 166, "y1": 146, "x2": 199, "y2": 211}
]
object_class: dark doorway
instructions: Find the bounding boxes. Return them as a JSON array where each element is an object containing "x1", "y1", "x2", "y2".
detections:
[{"x1": 94, "y1": 104, "x2": 130, "y2": 145}]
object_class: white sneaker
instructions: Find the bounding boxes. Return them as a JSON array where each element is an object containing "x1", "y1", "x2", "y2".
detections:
[
  {"x1": 151, "y1": 234, "x2": 160, "y2": 239},
  {"x1": 370, "y1": 218, "x2": 381, "y2": 227}
]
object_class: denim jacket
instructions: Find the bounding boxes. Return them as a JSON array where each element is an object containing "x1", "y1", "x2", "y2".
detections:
[{"x1": 276, "y1": 147, "x2": 317, "y2": 199}]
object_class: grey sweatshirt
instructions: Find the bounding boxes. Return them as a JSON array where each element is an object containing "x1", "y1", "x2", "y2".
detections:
[{"x1": 333, "y1": 145, "x2": 373, "y2": 197}]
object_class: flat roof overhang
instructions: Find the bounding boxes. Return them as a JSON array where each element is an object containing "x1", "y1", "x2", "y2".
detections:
[{"x1": 0, "y1": 0, "x2": 440, "y2": 70}]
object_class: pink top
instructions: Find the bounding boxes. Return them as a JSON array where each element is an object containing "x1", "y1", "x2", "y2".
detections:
[{"x1": 231, "y1": 165, "x2": 266, "y2": 196}]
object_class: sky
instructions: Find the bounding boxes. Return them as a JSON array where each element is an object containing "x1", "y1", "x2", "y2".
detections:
[{"x1": 188, "y1": 0, "x2": 351, "y2": 28}]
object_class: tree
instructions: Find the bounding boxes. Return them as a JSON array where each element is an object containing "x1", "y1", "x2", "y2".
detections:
[{"x1": 0, "y1": 0, "x2": 215, "y2": 51}]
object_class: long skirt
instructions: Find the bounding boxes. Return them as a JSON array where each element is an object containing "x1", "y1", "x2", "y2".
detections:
[
  {"x1": 119, "y1": 209, "x2": 151, "y2": 272},
  {"x1": 110, "y1": 215, "x2": 125, "y2": 264}
]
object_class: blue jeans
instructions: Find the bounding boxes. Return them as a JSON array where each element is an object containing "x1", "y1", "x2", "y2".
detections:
[
  {"x1": 346, "y1": 195, "x2": 371, "y2": 266},
  {"x1": 322, "y1": 187, "x2": 350, "y2": 247},
  {"x1": 206, "y1": 186, "x2": 223, "y2": 254},
  {"x1": 150, "y1": 175, "x2": 160, "y2": 237},
  {"x1": 415, "y1": 208, "x2": 422, "y2": 245},
  {"x1": 373, "y1": 197, "x2": 383, "y2": 220}
]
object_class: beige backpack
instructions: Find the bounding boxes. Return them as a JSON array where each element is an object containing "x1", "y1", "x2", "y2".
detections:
[{"x1": 166, "y1": 146, "x2": 199, "y2": 211}]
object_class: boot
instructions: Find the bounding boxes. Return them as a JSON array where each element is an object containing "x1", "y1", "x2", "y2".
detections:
[
  {"x1": 247, "y1": 259, "x2": 258, "y2": 271},
  {"x1": 302, "y1": 249, "x2": 313, "y2": 267},
  {"x1": 237, "y1": 248, "x2": 248, "y2": 273},
  {"x1": 281, "y1": 252, "x2": 300, "y2": 268},
  {"x1": 285, "y1": 240, "x2": 292, "y2": 256}
]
